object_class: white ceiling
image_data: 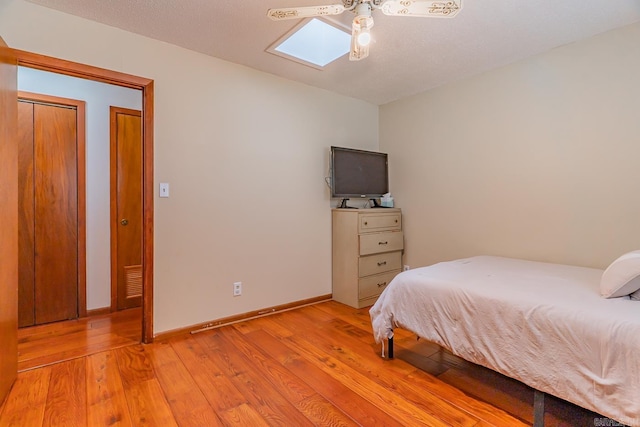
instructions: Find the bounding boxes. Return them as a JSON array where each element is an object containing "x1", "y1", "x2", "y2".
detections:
[{"x1": 25, "y1": 0, "x2": 640, "y2": 105}]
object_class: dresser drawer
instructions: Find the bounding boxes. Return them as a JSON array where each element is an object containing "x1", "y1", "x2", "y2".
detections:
[
  {"x1": 359, "y1": 251, "x2": 402, "y2": 277},
  {"x1": 359, "y1": 231, "x2": 403, "y2": 256},
  {"x1": 358, "y1": 270, "x2": 400, "y2": 300},
  {"x1": 359, "y1": 212, "x2": 401, "y2": 233}
]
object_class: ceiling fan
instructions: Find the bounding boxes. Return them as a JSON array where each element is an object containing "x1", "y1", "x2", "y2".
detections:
[{"x1": 267, "y1": 0, "x2": 463, "y2": 61}]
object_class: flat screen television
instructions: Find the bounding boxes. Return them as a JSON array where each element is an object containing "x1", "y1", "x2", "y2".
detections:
[{"x1": 330, "y1": 146, "x2": 389, "y2": 206}]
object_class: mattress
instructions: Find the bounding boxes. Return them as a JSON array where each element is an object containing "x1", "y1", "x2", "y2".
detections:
[{"x1": 369, "y1": 256, "x2": 640, "y2": 426}]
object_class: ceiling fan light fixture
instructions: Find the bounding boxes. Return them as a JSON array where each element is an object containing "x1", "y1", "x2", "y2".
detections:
[
  {"x1": 353, "y1": 12, "x2": 374, "y2": 49},
  {"x1": 357, "y1": 28, "x2": 371, "y2": 46},
  {"x1": 349, "y1": 20, "x2": 370, "y2": 60},
  {"x1": 267, "y1": 0, "x2": 463, "y2": 62}
]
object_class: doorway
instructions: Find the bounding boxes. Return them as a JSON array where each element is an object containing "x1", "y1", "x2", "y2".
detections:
[{"x1": 13, "y1": 48, "x2": 154, "y2": 343}]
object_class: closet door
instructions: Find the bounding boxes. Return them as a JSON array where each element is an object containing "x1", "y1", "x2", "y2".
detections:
[
  {"x1": 18, "y1": 99, "x2": 78, "y2": 326},
  {"x1": 17, "y1": 101, "x2": 35, "y2": 327},
  {"x1": 34, "y1": 102, "x2": 78, "y2": 324},
  {"x1": 111, "y1": 107, "x2": 142, "y2": 310}
]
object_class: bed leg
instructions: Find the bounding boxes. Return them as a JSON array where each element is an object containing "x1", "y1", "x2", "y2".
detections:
[
  {"x1": 533, "y1": 389, "x2": 545, "y2": 427},
  {"x1": 388, "y1": 337, "x2": 394, "y2": 359}
]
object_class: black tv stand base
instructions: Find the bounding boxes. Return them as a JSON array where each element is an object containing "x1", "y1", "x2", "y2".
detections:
[
  {"x1": 337, "y1": 198, "x2": 391, "y2": 209},
  {"x1": 338, "y1": 199, "x2": 356, "y2": 209}
]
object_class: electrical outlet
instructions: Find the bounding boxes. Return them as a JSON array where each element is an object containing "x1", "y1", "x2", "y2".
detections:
[
  {"x1": 233, "y1": 282, "x2": 242, "y2": 296},
  {"x1": 403, "y1": 265, "x2": 410, "y2": 271}
]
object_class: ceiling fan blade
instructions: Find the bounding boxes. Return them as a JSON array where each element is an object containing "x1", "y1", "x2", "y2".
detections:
[
  {"x1": 380, "y1": 0, "x2": 462, "y2": 18},
  {"x1": 267, "y1": 4, "x2": 346, "y2": 20},
  {"x1": 349, "y1": 18, "x2": 371, "y2": 61}
]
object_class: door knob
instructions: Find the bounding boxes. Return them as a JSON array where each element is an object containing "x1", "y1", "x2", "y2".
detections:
[{"x1": 121, "y1": 219, "x2": 129, "y2": 226}]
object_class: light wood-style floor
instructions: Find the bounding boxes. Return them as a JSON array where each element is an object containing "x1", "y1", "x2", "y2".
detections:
[
  {"x1": 0, "y1": 301, "x2": 604, "y2": 426},
  {"x1": 16, "y1": 307, "x2": 142, "y2": 372}
]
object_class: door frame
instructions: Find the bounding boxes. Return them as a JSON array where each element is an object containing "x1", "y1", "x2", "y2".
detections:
[
  {"x1": 10, "y1": 48, "x2": 155, "y2": 343},
  {"x1": 18, "y1": 91, "x2": 88, "y2": 322}
]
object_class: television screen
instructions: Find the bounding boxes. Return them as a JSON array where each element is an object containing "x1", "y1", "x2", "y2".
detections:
[{"x1": 330, "y1": 146, "x2": 389, "y2": 198}]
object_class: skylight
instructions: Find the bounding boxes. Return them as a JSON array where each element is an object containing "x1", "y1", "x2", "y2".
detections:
[{"x1": 269, "y1": 18, "x2": 350, "y2": 68}]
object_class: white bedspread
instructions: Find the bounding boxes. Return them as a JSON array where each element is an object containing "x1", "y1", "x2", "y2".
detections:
[{"x1": 370, "y1": 256, "x2": 640, "y2": 426}]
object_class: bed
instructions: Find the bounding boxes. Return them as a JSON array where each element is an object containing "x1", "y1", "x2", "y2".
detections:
[{"x1": 369, "y1": 255, "x2": 640, "y2": 426}]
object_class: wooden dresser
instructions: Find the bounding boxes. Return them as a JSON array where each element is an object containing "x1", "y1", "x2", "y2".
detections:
[{"x1": 332, "y1": 208, "x2": 403, "y2": 308}]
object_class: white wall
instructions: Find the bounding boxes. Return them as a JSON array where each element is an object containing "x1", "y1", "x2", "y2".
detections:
[
  {"x1": 380, "y1": 22, "x2": 640, "y2": 270},
  {"x1": 0, "y1": 0, "x2": 378, "y2": 333},
  {"x1": 18, "y1": 67, "x2": 142, "y2": 311}
]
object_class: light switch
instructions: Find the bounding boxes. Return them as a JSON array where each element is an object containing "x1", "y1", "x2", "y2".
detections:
[{"x1": 159, "y1": 183, "x2": 170, "y2": 198}]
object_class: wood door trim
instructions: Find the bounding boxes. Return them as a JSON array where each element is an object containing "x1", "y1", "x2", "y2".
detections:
[
  {"x1": 13, "y1": 49, "x2": 150, "y2": 89},
  {"x1": 18, "y1": 91, "x2": 87, "y2": 319},
  {"x1": 109, "y1": 106, "x2": 142, "y2": 311},
  {"x1": 11, "y1": 48, "x2": 155, "y2": 343}
]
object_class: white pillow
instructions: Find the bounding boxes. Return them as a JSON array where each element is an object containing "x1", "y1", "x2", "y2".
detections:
[
  {"x1": 631, "y1": 289, "x2": 640, "y2": 301},
  {"x1": 601, "y1": 250, "x2": 640, "y2": 298}
]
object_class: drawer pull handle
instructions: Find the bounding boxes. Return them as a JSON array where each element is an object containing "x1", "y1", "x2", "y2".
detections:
[
  {"x1": 364, "y1": 221, "x2": 368, "y2": 225},
  {"x1": 377, "y1": 261, "x2": 387, "y2": 266},
  {"x1": 395, "y1": 219, "x2": 398, "y2": 223},
  {"x1": 378, "y1": 241, "x2": 388, "y2": 245},
  {"x1": 377, "y1": 282, "x2": 387, "y2": 288}
]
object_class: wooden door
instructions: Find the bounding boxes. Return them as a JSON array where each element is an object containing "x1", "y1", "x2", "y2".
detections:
[
  {"x1": 0, "y1": 39, "x2": 18, "y2": 406},
  {"x1": 18, "y1": 96, "x2": 81, "y2": 326},
  {"x1": 111, "y1": 107, "x2": 142, "y2": 310},
  {"x1": 17, "y1": 100, "x2": 35, "y2": 326}
]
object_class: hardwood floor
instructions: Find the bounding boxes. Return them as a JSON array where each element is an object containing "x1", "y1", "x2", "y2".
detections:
[
  {"x1": 17, "y1": 307, "x2": 141, "y2": 372},
  {"x1": 0, "y1": 301, "x2": 609, "y2": 426}
]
